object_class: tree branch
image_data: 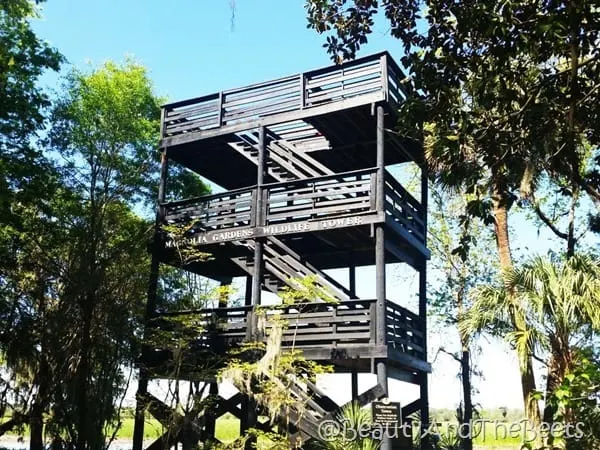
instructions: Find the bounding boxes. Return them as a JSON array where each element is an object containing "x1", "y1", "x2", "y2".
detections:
[{"x1": 532, "y1": 196, "x2": 568, "y2": 240}]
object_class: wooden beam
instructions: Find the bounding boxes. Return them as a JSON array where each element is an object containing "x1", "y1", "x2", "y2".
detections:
[
  {"x1": 388, "y1": 347, "x2": 432, "y2": 373},
  {"x1": 375, "y1": 105, "x2": 386, "y2": 347},
  {"x1": 145, "y1": 429, "x2": 182, "y2": 450},
  {"x1": 376, "y1": 360, "x2": 391, "y2": 450},
  {"x1": 401, "y1": 399, "x2": 422, "y2": 419},
  {"x1": 338, "y1": 382, "x2": 386, "y2": 410},
  {"x1": 387, "y1": 365, "x2": 420, "y2": 384}
]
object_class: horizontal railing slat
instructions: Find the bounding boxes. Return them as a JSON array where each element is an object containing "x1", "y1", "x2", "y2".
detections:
[{"x1": 160, "y1": 52, "x2": 409, "y2": 139}]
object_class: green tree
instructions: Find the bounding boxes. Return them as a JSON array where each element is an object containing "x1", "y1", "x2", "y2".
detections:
[
  {"x1": 0, "y1": 0, "x2": 62, "y2": 239},
  {"x1": 306, "y1": 0, "x2": 600, "y2": 426},
  {"x1": 461, "y1": 254, "x2": 600, "y2": 446},
  {"x1": 548, "y1": 349, "x2": 600, "y2": 450},
  {"x1": 45, "y1": 60, "x2": 163, "y2": 450},
  {"x1": 45, "y1": 59, "x2": 209, "y2": 450},
  {"x1": 428, "y1": 187, "x2": 496, "y2": 450},
  {"x1": 0, "y1": 0, "x2": 62, "y2": 217},
  {"x1": 0, "y1": 1, "x2": 62, "y2": 447}
]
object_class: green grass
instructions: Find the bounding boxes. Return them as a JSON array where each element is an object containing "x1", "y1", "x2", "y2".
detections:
[
  {"x1": 431, "y1": 421, "x2": 531, "y2": 449},
  {"x1": 2, "y1": 416, "x2": 527, "y2": 449}
]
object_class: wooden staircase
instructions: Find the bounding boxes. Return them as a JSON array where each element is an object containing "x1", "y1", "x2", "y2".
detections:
[
  {"x1": 231, "y1": 235, "x2": 353, "y2": 302},
  {"x1": 229, "y1": 128, "x2": 334, "y2": 181}
]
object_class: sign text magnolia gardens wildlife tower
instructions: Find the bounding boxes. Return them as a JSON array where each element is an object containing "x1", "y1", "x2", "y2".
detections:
[{"x1": 165, "y1": 215, "x2": 366, "y2": 247}]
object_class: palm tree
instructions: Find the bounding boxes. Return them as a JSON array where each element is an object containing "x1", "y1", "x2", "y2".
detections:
[
  {"x1": 311, "y1": 402, "x2": 381, "y2": 450},
  {"x1": 461, "y1": 254, "x2": 600, "y2": 441}
]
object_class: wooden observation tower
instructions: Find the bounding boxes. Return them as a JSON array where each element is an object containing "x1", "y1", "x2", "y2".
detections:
[{"x1": 133, "y1": 52, "x2": 431, "y2": 450}]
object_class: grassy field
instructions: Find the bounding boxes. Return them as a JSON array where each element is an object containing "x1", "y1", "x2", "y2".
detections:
[{"x1": 2, "y1": 415, "x2": 526, "y2": 449}]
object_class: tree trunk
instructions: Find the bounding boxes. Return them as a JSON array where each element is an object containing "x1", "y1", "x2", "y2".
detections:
[
  {"x1": 542, "y1": 355, "x2": 561, "y2": 446},
  {"x1": 30, "y1": 272, "x2": 48, "y2": 450},
  {"x1": 543, "y1": 343, "x2": 572, "y2": 445},
  {"x1": 460, "y1": 342, "x2": 473, "y2": 450},
  {"x1": 29, "y1": 389, "x2": 44, "y2": 450},
  {"x1": 492, "y1": 191, "x2": 542, "y2": 428},
  {"x1": 457, "y1": 279, "x2": 473, "y2": 450},
  {"x1": 566, "y1": 185, "x2": 578, "y2": 257},
  {"x1": 76, "y1": 300, "x2": 93, "y2": 450}
]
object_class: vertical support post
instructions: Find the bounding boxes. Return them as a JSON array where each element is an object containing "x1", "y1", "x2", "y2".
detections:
[
  {"x1": 133, "y1": 149, "x2": 169, "y2": 450},
  {"x1": 375, "y1": 105, "x2": 391, "y2": 450},
  {"x1": 251, "y1": 125, "x2": 266, "y2": 310},
  {"x1": 244, "y1": 276, "x2": 252, "y2": 306},
  {"x1": 380, "y1": 54, "x2": 389, "y2": 101},
  {"x1": 375, "y1": 105, "x2": 386, "y2": 346},
  {"x1": 205, "y1": 382, "x2": 219, "y2": 441},
  {"x1": 240, "y1": 395, "x2": 258, "y2": 447},
  {"x1": 159, "y1": 107, "x2": 166, "y2": 140},
  {"x1": 299, "y1": 73, "x2": 305, "y2": 109},
  {"x1": 215, "y1": 279, "x2": 231, "y2": 355},
  {"x1": 351, "y1": 368, "x2": 359, "y2": 401},
  {"x1": 244, "y1": 126, "x2": 265, "y2": 447},
  {"x1": 419, "y1": 161, "x2": 430, "y2": 449},
  {"x1": 218, "y1": 91, "x2": 224, "y2": 127},
  {"x1": 349, "y1": 263, "x2": 356, "y2": 298}
]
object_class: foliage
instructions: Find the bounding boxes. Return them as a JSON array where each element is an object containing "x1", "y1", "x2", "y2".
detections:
[
  {"x1": 306, "y1": 0, "x2": 600, "y2": 429},
  {"x1": 427, "y1": 183, "x2": 497, "y2": 450},
  {"x1": 278, "y1": 275, "x2": 337, "y2": 305},
  {"x1": 311, "y1": 402, "x2": 381, "y2": 450},
  {"x1": 428, "y1": 188, "x2": 496, "y2": 325},
  {"x1": 0, "y1": 0, "x2": 63, "y2": 443},
  {"x1": 462, "y1": 253, "x2": 600, "y2": 448},
  {"x1": 548, "y1": 349, "x2": 600, "y2": 450},
  {"x1": 220, "y1": 317, "x2": 333, "y2": 426},
  {"x1": 161, "y1": 222, "x2": 213, "y2": 266},
  {"x1": 0, "y1": 0, "x2": 63, "y2": 230},
  {"x1": 463, "y1": 254, "x2": 600, "y2": 368},
  {"x1": 218, "y1": 277, "x2": 335, "y2": 447}
]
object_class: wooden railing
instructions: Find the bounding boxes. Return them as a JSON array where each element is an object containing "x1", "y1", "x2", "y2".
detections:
[
  {"x1": 148, "y1": 299, "x2": 425, "y2": 359},
  {"x1": 161, "y1": 169, "x2": 426, "y2": 247},
  {"x1": 265, "y1": 299, "x2": 375, "y2": 347},
  {"x1": 385, "y1": 300, "x2": 426, "y2": 360},
  {"x1": 384, "y1": 172, "x2": 426, "y2": 243},
  {"x1": 161, "y1": 168, "x2": 378, "y2": 232},
  {"x1": 385, "y1": 52, "x2": 409, "y2": 108},
  {"x1": 265, "y1": 168, "x2": 376, "y2": 225},
  {"x1": 162, "y1": 186, "x2": 255, "y2": 229},
  {"x1": 161, "y1": 52, "x2": 407, "y2": 139}
]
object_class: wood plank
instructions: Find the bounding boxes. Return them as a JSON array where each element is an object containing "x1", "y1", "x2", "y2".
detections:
[
  {"x1": 270, "y1": 140, "x2": 334, "y2": 175},
  {"x1": 166, "y1": 101, "x2": 219, "y2": 121},
  {"x1": 268, "y1": 185, "x2": 370, "y2": 203},
  {"x1": 223, "y1": 98, "x2": 299, "y2": 122},
  {"x1": 268, "y1": 195, "x2": 370, "y2": 213},
  {"x1": 280, "y1": 332, "x2": 370, "y2": 342},
  {"x1": 267, "y1": 196, "x2": 370, "y2": 217},
  {"x1": 307, "y1": 80, "x2": 383, "y2": 104},
  {"x1": 160, "y1": 91, "x2": 386, "y2": 146},
  {"x1": 307, "y1": 77, "x2": 382, "y2": 100},
  {"x1": 306, "y1": 63, "x2": 380, "y2": 88},
  {"x1": 165, "y1": 115, "x2": 219, "y2": 135},
  {"x1": 224, "y1": 86, "x2": 300, "y2": 109},
  {"x1": 222, "y1": 73, "x2": 300, "y2": 96}
]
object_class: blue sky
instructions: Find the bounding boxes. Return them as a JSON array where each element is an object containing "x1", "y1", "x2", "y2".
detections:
[
  {"x1": 34, "y1": 0, "x2": 397, "y2": 101},
  {"x1": 31, "y1": 0, "x2": 579, "y2": 411}
]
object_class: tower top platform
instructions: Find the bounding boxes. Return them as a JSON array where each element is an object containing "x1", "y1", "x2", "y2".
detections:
[
  {"x1": 159, "y1": 52, "x2": 421, "y2": 189},
  {"x1": 161, "y1": 51, "x2": 407, "y2": 146}
]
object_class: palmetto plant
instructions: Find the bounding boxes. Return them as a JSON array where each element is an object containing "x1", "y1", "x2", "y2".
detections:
[
  {"x1": 312, "y1": 402, "x2": 380, "y2": 450},
  {"x1": 460, "y1": 254, "x2": 600, "y2": 438}
]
